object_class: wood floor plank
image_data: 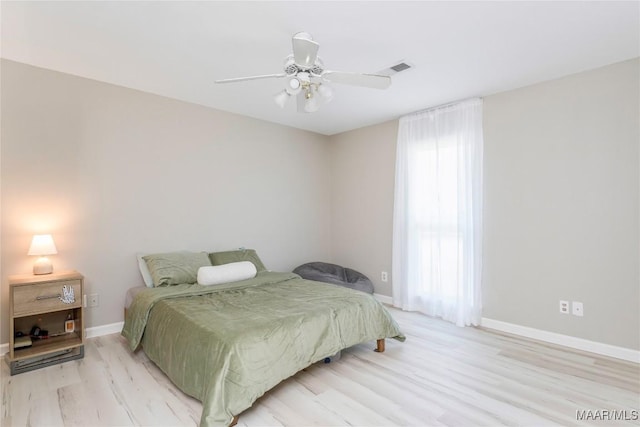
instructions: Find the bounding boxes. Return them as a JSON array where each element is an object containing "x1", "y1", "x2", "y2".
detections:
[{"x1": 2, "y1": 307, "x2": 638, "y2": 426}]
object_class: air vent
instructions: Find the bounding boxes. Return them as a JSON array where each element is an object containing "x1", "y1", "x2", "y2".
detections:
[
  {"x1": 390, "y1": 62, "x2": 411, "y2": 73},
  {"x1": 377, "y1": 61, "x2": 414, "y2": 76}
]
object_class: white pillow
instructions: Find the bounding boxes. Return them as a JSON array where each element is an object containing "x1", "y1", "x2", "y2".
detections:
[
  {"x1": 197, "y1": 261, "x2": 257, "y2": 286},
  {"x1": 136, "y1": 253, "x2": 154, "y2": 287}
]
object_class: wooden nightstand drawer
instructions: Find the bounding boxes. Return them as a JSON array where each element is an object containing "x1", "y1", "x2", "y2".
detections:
[{"x1": 12, "y1": 279, "x2": 82, "y2": 316}]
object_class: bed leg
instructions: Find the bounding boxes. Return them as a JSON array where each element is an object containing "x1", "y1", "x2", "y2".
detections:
[
  {"x1": 230, "y1": 416, "x2": 239, "y2": 426},
  {"x1": 375, "y1": 339, "x2": 385, "y2": 353}
]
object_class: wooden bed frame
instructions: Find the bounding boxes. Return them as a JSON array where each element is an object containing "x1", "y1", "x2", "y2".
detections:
[{"x1": 228, "y1": 338, "x2": 385, "y2": 426}]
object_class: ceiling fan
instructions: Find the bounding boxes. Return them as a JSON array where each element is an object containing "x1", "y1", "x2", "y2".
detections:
[{"x1": 215, "y1": 32, "x2": 391, "y2": 113}]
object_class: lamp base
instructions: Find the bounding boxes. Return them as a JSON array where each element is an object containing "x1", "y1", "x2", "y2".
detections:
[{"x1": 33, "y1": 257, "x2": 53, "y2": 275}]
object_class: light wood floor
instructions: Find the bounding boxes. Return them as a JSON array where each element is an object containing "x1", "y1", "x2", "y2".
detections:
[{"x1": 2, "y1": 308, "x2": 639, "y2": 426}]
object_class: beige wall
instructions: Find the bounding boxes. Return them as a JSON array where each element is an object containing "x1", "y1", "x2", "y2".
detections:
[
  {"x1": 483, "y1": 58, "x2": 639, "y2": 350},
  {"x1": 2, "y1": 58, "x2": 638, "y2": 351},
  {"x1": 329, "y1": 120, "x2": 398, "y2": 297},
  {"x1": 0, "y1": 60, "x2": 331, "y2": 343},
  {"x1": 328, "y1": 59, "x2": 639, "y2": 350}
]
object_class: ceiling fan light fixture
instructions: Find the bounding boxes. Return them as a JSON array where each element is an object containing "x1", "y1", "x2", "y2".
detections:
[
  {"x1": 288, "y1": 77, "x2": 301, "y2": 91},
  {"x1": 304, "y1": 95, "x2": 320, "y2": 113},
  {"x1": 274, "y1": 90, "x2": 290, "y2": 109},
  {"x1": 317, "y1": 84, "x2": 333, "y2": 103}
]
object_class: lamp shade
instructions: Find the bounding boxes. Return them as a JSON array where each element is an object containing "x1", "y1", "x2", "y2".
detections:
[{"x1": 27, "y1": 234, "x2": 58, "y2": 256}]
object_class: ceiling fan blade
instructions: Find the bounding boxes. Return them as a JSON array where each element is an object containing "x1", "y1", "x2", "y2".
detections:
[
  {"x1": 322, "y1": 71, "x2": 391, "y2": 89},
  {"x1": 215, "y1": 73, "x2": 286, "y2": 84},
  {"x1": 292, "y1": 32, "x2": 319, "y2": 68}
]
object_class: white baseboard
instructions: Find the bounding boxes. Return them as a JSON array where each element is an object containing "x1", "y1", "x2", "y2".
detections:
[
  {"x1": 481, "y1": 317, "x2": 639, "y2": 364},
  {"x1": 1, "y1": 322, "x2": 125, "y2": 357},
  {"x1": 85, "y1": 321, "x2": 124, "y2": 339},
  {"x1": 5, "y1": 317, "x2": 636, "y2": 364},
  {"x1": 374, "y1": 293, "x2": 393, "y2": 305}
]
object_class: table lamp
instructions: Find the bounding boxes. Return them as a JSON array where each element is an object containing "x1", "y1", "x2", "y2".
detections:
[{"x1": 28, "y1": 234, "x2": 58, "y2": 275}]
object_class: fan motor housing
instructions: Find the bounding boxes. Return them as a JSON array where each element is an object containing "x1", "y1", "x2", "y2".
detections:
[{"x1": 284, "y1": 55, "x2": 324, "y2": 76}]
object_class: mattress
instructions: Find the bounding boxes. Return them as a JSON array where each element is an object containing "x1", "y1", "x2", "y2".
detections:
[{"x1": 125, "y1": 285, "x2": 147, "y2": 310}]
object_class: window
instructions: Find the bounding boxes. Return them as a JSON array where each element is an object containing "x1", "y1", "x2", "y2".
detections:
[{"x1": 392, "y1": 99, "x2": 483, "y2": 326}]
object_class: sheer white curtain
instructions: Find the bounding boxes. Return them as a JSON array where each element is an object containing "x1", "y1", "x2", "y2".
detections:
[{"x1": 392, "y1": 98, "x2": 483, "y2": 327}]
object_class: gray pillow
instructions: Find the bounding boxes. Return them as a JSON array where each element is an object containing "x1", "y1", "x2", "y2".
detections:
[
  {"x1": 293, "y1": 262, "x2": 374, "y2": 294},
  {"x1": 143, "y1": 251, "x2": 211, "y2": 287}
]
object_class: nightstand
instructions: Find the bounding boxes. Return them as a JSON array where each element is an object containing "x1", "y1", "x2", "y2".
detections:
[{"x1": 7, "y1": 270, "x2": 85, "y2": 375}]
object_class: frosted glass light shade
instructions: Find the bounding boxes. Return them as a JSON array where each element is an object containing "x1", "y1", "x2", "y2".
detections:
[
  {"x1": 304, "y1": 94, "x2": 319, "y2": 113},
  {"x1": 274, "y1": 90, "x2": 290, "y2": 108},
  {"x1": 317, "y1": 84, "x2": 333, "y2": 103},
  {"x1": 28, "y1": 234, "x2": 57, "y2": 275}
]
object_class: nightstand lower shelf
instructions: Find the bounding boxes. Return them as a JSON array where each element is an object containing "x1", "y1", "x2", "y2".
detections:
[
  {"x1": 8, "y1": 345, "x2": 84, "y2": 375},
  {"x1": 12, "y1": 332, "x2": 83, "y2": 359}
]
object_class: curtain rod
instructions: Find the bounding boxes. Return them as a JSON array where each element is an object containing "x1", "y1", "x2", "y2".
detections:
[{"x1": 401, "y1": 97, "x2": 483, "y2": 120}]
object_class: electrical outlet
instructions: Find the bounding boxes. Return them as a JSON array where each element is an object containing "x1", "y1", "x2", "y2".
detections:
[
  {"x1": 88, "y1": 293, "x2": 99, "y2": 308},
  {"x1": 559, "y1": 300, "x2": 569, "y2": 314},
  {"x1": 381, "y1": 271, "x2": 388, "y2": 282},
  {"x1": 572, "y1": 301, "x2": 584, "y2": 317}
]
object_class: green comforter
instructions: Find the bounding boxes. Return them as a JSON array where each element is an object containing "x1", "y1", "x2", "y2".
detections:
[{"x1": 122, "y1": 271, "x2": 404, "y2": 427}]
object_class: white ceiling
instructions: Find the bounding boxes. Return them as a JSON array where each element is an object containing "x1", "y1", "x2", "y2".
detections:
[{"x1": 1, "y1": 1, "x2": 638, "y2": 135}]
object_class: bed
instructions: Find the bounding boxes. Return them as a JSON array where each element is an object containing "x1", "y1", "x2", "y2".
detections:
[{"x1": 122, "y1": 251, "x2": 404, "y2": 427}]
